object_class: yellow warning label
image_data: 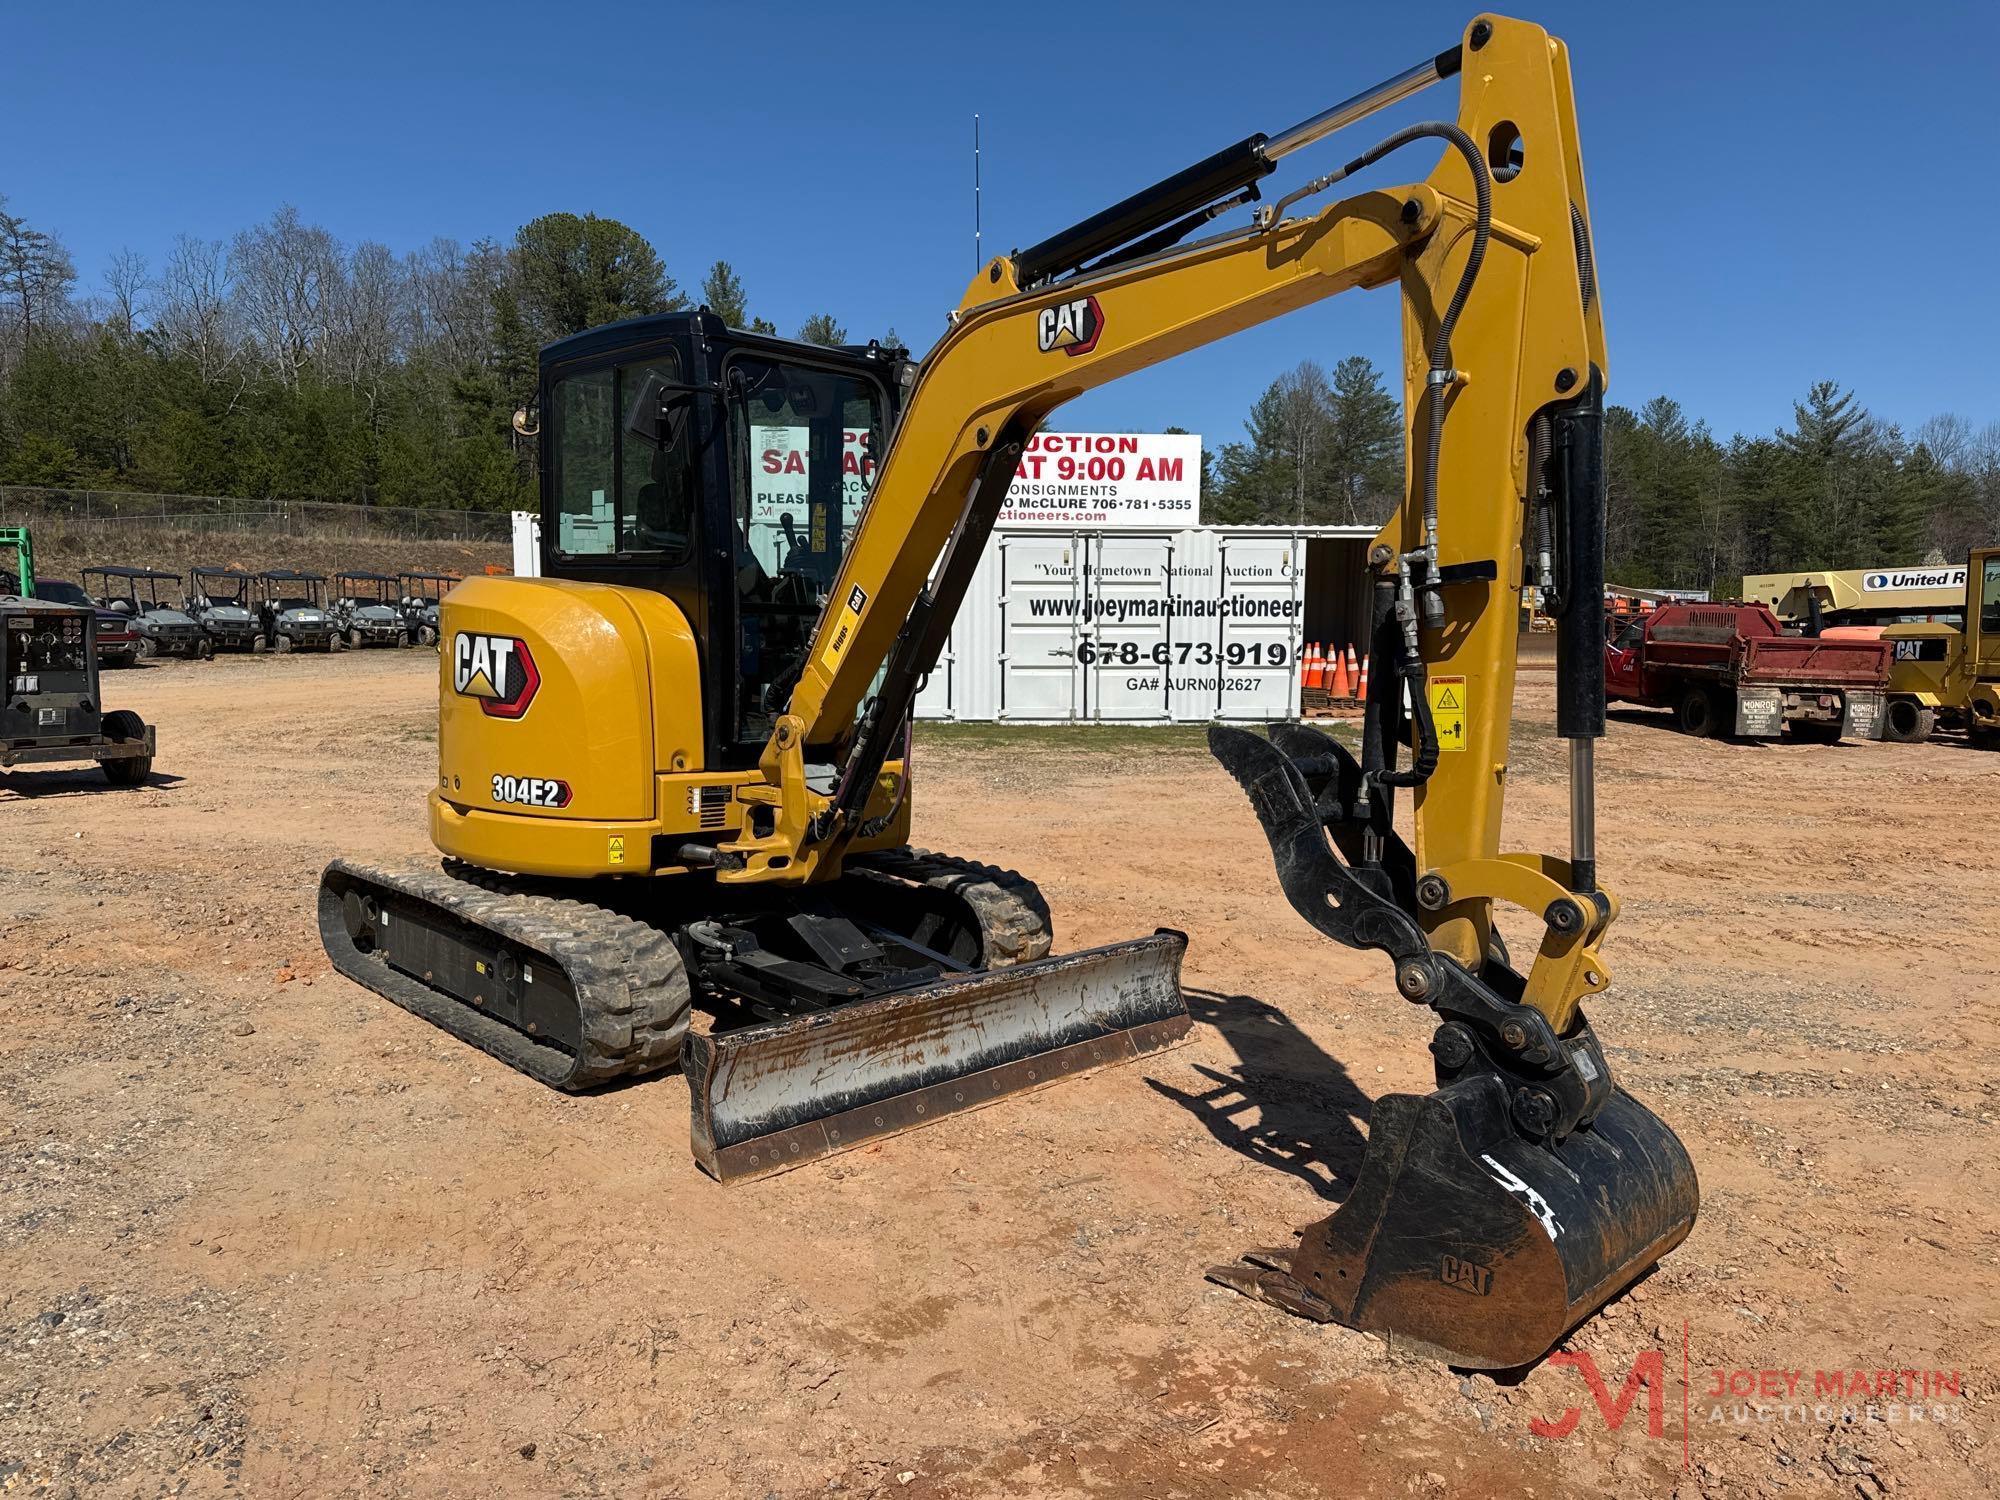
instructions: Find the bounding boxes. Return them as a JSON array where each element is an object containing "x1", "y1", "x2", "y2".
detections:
[
  {"x1": 818, "y1": 583, "x2": 868, "y2": 677},
  {"x1": 1428, "y1": 675, "x2": 1468, "y2": 752},
  {"x1": 607, "y1": 835, "x2": 626, "y2": 866}
]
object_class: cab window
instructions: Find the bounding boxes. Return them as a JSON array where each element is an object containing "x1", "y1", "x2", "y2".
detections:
[
  {"x1": 726, "y1": 356, "x2": 885, "y2": 746},
  {"x1": 551, "y1": 351, "x2": 694, "y2": 560},
  {"x1": 1983, "y1": 557, "x2": 2000, "y2": 635}
]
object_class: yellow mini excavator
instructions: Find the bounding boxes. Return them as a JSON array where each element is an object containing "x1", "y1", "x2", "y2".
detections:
[{"x1": 321, "y1": 13, "x2": 1697, "y2": 1368}]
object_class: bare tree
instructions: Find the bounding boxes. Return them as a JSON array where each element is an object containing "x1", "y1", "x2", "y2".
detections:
[
  {"x1": 1915, "y1": 412, "x2": 1973, "y2": 472},
  {"x1": 0, "y1": 195, "x2": 78, "y2": 348},
  {"x1": 328, "y1": 239, "x2": 403, "y2": 400},
  {"x1": 156, "y1": 234, "x2": 240, "y2": 389},
  {"x1": 102, "y1": 249, "x2": 150, "y2": 342},
  {"x1": 231, "y1": 205, "x2": 342, "y2": 386},
  {"x1": 405, "y1": 237, "x2": 504, "y2": 370}
]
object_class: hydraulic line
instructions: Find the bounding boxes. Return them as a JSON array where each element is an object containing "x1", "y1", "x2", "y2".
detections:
[
  {"x1": 1317, "y1": 121, "x2": 1490, "y2": 789},
  {"x1": 1528, "y1": 412, "x2": 1555, "y2": 600}
]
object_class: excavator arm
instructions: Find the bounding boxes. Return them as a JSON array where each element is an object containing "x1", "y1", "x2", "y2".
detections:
[
  {"x1": 732, "y1": 12, "x2": 1695, "y2": 1367},
  {"x1": 740, "y1": 14, "x2": 1606, "y2": 1025}
]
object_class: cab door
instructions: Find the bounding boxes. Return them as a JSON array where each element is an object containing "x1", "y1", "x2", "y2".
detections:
[
  {"x1": 1604, "y1": 617, "x2": 1645, "y2": 701},
  {"x1": 1972, "y1": 549, "x2": 2000, "y2": 680}
]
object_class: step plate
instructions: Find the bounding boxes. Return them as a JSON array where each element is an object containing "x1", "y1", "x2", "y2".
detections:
[{"x1": 686, "y1": 930, "x2": 1190, "y2": 1182}]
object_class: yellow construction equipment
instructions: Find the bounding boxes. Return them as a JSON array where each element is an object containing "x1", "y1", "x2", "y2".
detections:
[
  {"x1": 1879, "y1": 546, "x2": 2000, "y2": 743},
  {"x1": 320, "y1": 13, "x2": 1696, "y2": 1368}
]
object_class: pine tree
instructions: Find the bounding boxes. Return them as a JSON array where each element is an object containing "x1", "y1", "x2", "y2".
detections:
[
  {"x1": 510, "y1": 212, "x2": 683, "y2": 341},
  {"x1": 797, "y1": 313, "x2": 846, "y2": 346},
  {"x1": 1323, "y1": 355, "x2": 1402, "y2": 523},
  {"x1": 700, "y1": 260, "x2": 748, "y2": 326}
]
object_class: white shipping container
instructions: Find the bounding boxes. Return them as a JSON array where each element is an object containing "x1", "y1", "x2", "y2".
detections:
[
  {"x1": 508, "y1": 512, "x2": 1377, "y2": 726},
  {"x1": 919, "y1": 525, "x2": 1375, "y2": 724}
]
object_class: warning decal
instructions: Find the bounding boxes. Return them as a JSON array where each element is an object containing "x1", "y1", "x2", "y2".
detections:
[
  {"x1": 1429, "y1": 675, "x2": 1468, "y2": 752},
  {"x1": 818, "y1": 583, "x2": 868, "y2": 677}
]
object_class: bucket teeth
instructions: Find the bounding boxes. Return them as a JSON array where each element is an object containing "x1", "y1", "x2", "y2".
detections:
[
  {"x1": 1205, "y1": 1260, "x2": 1336, "y2": 1322},
  {"x1": 1238, "y1": 1245, "x2": 1302, "y2": 1274}
]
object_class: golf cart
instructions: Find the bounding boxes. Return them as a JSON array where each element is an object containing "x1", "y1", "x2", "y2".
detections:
[
  {"x1": 31, "y1": 576, "x2": 141, "y2": 667},
  {"x1": 2, "y1": 529, "x2": 156, "y2": 785},
  {"x1": 330, "y1": 571, "x2": 409, "y2": 648},
  {"x1": 186, "y1": 566, "x2": 263, "y2": 652},
  {"x1": 82, "y1": 565, "x2": 208, "y2": 659},
  {"x1": 396, "y1": 572, "x2": 454, "y2": 647},
  {"x1": 253, "y1": 569, "x2": 340, "y2": 652}
]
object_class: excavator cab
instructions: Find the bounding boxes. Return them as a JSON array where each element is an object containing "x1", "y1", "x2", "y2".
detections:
[{"x1": 532, "y1": 320, "x2": 902, "y2": 762}]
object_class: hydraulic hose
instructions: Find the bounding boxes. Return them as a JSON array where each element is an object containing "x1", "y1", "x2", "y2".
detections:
[
  {"x1": 1330, "y1": 121, "x2": 1491, "y2": 788},
  {"x1": 1375, "y1": 638, "x2": 1441, "y2": 789},
  {"x1": 1528, "y1": 412, "x2": 1555, "y2": 607}
]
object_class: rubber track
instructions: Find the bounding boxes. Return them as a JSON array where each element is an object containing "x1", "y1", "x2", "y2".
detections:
[
  {"x1": 320, "y1": 858, "x2": 690, "y2": 1091},
  {"x1": 846, "y1": 847, "x2": 1055, "y2": 968}
]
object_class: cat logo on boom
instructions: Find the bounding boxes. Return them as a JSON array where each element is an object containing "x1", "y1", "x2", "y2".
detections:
[
  {"x1": 452, "y1": 632, "x2": 540, "y2": 719},
  {"x1": 1036, "y1": 294, "x2": 1103, "y2": 357}
]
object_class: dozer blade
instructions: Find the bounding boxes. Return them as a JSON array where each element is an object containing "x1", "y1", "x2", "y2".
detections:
[
  {"x1": 685, "y1": 930, "x2": 1190, "y2": 1182},
  {"x1": 1209, "y1": 1076, "x2": 1697, "y2": 1369}
]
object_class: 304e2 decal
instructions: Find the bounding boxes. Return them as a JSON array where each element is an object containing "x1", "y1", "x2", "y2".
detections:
[
  {"x1": 452, "y1": 632, "x2": 539, "y2": 718},
  {"x1": 491, "y1": 775, "x2": 570, "y2": 808}
]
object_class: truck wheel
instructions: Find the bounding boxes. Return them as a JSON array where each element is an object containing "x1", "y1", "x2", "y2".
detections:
[
  {"x1": 276, "y1": 634, "x2": 294, "y2": 654},
  {"x1": 1676, "y1": 684, "x2": 1720, "y2": 738},
  {"x1": 101, "y1": 710, "x2": 151, "y2": 787},
  {"x1": 348, "y1": 627, "x2": 364, "y2": 650},
  {"x1": 1882, "y1": 699, "x2": 1935, "y2": 744},
  {"x1": 137, "y1": 637, "x2": 157, "y2": 661},
  {"x1": 197, "y1": 638, "x2": 215, "y2": 661}
]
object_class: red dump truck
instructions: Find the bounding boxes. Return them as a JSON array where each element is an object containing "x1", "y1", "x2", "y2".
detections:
[{"x1": 1605, "y1": 602, "x2": 1890, "y2": 741}]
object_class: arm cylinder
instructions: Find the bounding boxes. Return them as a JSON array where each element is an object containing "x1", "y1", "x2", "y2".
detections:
[
  {"x1": 1551, "y1": 372, "x2": 1607, "y2": 892},
  {"x1": 1261, "y1": 46, "x2": 1463, "y2": 162}
]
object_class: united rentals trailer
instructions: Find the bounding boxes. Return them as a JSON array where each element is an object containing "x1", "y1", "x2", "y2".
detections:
[{"x1": 1744, "y1": 562, "x2": 1969, "y2": 628}]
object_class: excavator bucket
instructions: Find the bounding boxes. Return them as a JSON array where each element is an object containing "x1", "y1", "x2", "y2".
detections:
[
  {"x1": 1207, "y1": 1080, "x2": 1696, "y2": 1369},
  {"x1": 1207, "y1": 722, "x2": 1698, "y2": 1368},
  {"x1": 685, "y1": 930, "x2": 1190, "y2": 1181}
]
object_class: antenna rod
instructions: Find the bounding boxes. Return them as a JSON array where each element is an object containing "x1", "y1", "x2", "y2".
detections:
[{"x1": 973, "y1": 114, "x2": 983, "y2": 271}]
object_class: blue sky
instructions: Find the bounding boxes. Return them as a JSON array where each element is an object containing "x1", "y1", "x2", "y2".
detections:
[{"x1": 5, "y1": 1, "x2": 1994, "y2": 449}]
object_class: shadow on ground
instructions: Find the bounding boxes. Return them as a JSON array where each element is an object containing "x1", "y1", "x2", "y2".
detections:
[
  {"x1": 0, "y1": 768, "x2": 184, "y2": 799},
  {"x1": 1148, "y1": 987, "x2": 1374, "y2": 1202}
]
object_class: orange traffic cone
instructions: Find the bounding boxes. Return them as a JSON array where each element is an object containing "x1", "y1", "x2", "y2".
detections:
[
  {"x1": 1301, "y1": 643, "x2": 1320, "y2": 690},
  {"x1": 1357, "y1": 651, "x2": 1370, "y2": 700},
  {"x1": 1345, "y1": 644, "x2": 1361, "y2": 699},
  {"x1": 1330, "y1": 646, "x2": 1351, "y2": 700}
]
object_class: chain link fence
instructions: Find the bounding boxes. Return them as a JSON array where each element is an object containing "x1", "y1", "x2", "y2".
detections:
[{"x1": 0, "y1": 487, "x2": 511, "y2": 544}]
